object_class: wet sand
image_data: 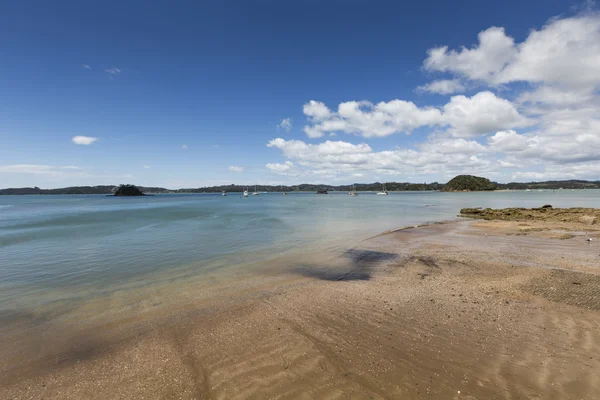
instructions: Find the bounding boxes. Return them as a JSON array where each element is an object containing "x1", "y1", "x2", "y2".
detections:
[{"x1": 2, "y1": 218, "x2": 600, "y2": 399}]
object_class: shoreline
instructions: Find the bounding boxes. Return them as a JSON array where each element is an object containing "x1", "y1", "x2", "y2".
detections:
[{"x1": 2, "y1": 212, "x2": 600, "y2": 398}]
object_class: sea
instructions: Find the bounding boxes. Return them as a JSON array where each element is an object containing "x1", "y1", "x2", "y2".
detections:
[{"x1": 0, "y1": 190, "x2": 598, "y2": 370}]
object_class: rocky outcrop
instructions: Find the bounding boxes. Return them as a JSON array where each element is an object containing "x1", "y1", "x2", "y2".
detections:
[
  {"x1": 459, "y1": 207, "x2": 599, "y2": 224},
  {"x1": 114, "y1": 184, "x2": 145, "y2": 196}
]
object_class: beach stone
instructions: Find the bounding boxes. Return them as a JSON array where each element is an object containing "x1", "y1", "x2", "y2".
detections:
[{"x1": 580, "y1": 215, "x2": 596, "y2": 225}]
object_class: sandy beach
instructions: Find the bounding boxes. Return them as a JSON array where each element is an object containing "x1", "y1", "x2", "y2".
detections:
[{"x1": 2, "y1": 210, "x2": 600, "y2": 399}]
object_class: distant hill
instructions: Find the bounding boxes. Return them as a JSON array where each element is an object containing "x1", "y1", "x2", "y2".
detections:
[
  {"x1": 0, "y1": 182, "x2": 445, "y2": 195},
  {"x1": 497, "y1": 180, "x2": 600, "y2": 190},
  {"x1": 443, "y1": 175, "x2": 497, "y2": 192},
  {"x1": 0, "y1": 185, "x2": 168, "y2": 195},
  {"x1": 1, "y1": 179, "x2": 599, "y2": 195}
]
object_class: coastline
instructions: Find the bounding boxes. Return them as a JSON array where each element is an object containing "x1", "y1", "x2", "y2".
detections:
[{"x1": 2, "y1": 214, "x2": 600, "y2": 399}]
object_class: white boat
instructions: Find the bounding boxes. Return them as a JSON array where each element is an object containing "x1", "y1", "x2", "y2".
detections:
[
  {"x1": 348, "y1": 184, "x2": 358, "y2": 196},
  {"x1": 243, "y1": 187, "x2": 249, "y2": 197},
  {"x1": 222, "y1": 191, "x2": 227, "y2": 196},
  {"x1": 377, "y1": 183, "x2": 389, "y2": 195},
  {"x1": 252, "y1": 185, "x2": 260, "y2": 195}
]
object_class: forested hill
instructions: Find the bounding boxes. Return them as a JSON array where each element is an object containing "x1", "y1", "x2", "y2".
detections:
[
  {"x1": 0, "y1": 186, "x2": 169, "y2": 195},
  {"x1": 1, "y1": 179, "x2": 599, "y2": 195},
  {"x1": 0, "y1": 183, "x2": 444, "y2": 195},
  {"x1": 442, "y1": 175, "x2": 497, "y2": 192}
]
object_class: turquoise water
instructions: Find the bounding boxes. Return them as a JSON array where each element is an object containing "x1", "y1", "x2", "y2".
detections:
[{"x1": 1, "y1": 190, "x2": 599, "y2": 321}]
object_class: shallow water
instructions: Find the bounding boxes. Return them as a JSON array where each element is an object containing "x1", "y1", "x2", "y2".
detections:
[{"x1": 0, "y1": 190, "x2": 598, "y2": 343}]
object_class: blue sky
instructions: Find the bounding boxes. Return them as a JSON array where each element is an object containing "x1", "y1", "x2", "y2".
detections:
[{"x1": 2, "y1": 0, "x2": 599, "y2": 188}]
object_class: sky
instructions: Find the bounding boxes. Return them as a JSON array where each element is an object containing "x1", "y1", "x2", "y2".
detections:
[{"x1": 1, "y1": 0, "x2": 600, "y2": 188}]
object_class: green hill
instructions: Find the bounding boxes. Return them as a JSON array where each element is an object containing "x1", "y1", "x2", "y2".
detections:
[{"x1": 443, "y1": 175, "x2": 497, "y2": 192}]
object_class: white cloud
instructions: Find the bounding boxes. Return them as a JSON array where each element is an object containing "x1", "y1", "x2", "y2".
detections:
[
  {"x1": 424, "y1": 14, "x2": 600, "y2": 89},
  {"x1": 289, "y1": 12, "x2": 600, "y2": 182},
  {"x1": 0, "y1": 165, "x2": 85, "y2": 178},
  {"x1": 517, "y1": 86, "x2": 596, "y2": 106},
  {"x1": 144, "y1": 165, "x2": 151, "y2": 169},
  {"x1": 419, "y1": 137, "x2": 487, "y2": 155},
  {"x1": 497, "y1": 160, "x2": 520, "y2": 168},
  {"x1": 182, "y1": 144, "x2": 188, "y2": 150},
  {"x1": 72, "y1": 136, "x2": 98, "y2": 145},
  {"x1": 417, "y1": 79, "x2": 465, "y2": 94},
  {"x1": 511, "y1": 161, "x2": 600, "y2": 181},
  {"x1": 303, "y1": 100, "x2": 332, "y2": 120},
  {"x1": 266, "y1": 161, "x2": 294, "y2": 174},
  {"x1": 488, "y1": 130, "x2": 529, "y2": 152},
  {"x1": 277, "y1": 118, "x2": 293, "y2": 132},
  {"x1": 267, "y1": 138, "x2": 491, "y2": 178},
  {"x1": 302, "y1": 91, "x2": 527, "y2": 138},
  {"x1": 443, "y1": 91, "x2": 529, "y2": 137},
  {"x1": 498, "y1": 15, "x2": 600, "y2": 88},
  {"x1": 228, "y1": 165, "x2": 244, "y2": 172},
  {"x1": 303, "y1": 99, "x2": 443, "y2": 138},
  {"x1": 104, "y1": 67, "x2": 121, "y2": 75},
  {"x1": 424, "y1": 27, "x2": 516, "y2": 82},
  {"x1": 82, "y1": 64, "x2": 91, "y2": 69},
  {"x1": 268, "y1": 138, "x2": 372, "y2": 161}
]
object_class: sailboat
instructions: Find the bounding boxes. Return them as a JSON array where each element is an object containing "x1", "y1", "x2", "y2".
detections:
[
  {"x1": 243, "y1": 187, "x2": 249, "y2": 197},
  {"x1": 377, "y1": 183, "x2": 389, "y2": 195},
  {"x1": 252, "y1": 185, "x2": 260, "y2": 195},
  {"x1": 222, "y1": 191, "x2": 227, "y2": 196},
  {"x1": 348, "y1": 184, "x2": 358, "y2": 196}
]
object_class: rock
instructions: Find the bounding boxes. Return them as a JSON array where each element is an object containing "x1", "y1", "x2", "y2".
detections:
[
  {"x1": 542, "y1": 204, "x2": 553, "y2": 208},
  {"x1": 460, "y1": 208, "x2": 483, "y2": 215},
  {"x1": 580, "y1": 215, "x2": 597, "y2": 225}
]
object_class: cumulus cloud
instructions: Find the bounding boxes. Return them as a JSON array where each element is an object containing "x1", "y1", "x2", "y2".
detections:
[
  {"x1": 512, "y1": 162, "x2": 600, "y2": 181},
  {"x1": 419, "y1": 137, "x2": 487, "y2": 155},
  {"x1": 443, "y1": 91, "x2": 529, "y2": 137},
  {"x1": 228, "y1": 165, "x2": 244, "y2": 172},
  {"x1": 268, "y1": 138, "x2": 372, "y2": 160},
  {"x1": 82, "y1": 64, "x2": 91, "y2": 69},
  {"x1": 72, "y1": 136, "x2": 98, "y2": 145},
  {"x1": 302, "y1": 91, "x2": 527, "y2": 138},
  {"x1": 144, "y1": 165, "x2": 151, "y2": 169},
  {"x1": 182, "y1": 144, "x2": 188, "y2": 150},
  {"x1": 277, "y1": 118, "x2": 293, "y2": 132},
  {"x1": 303, "y1": 100, "x2": 332, "y2": 120},
  {"x1": 266, "y1": 161, "x2": 294, "y2": 174},
  {"x1": 267, "y1": 138, "x2": 490, "y2": 178},
  {"x1": 487, "y1": 130, "x2": 529, "y2": 152},
  {"x1": 417, "y1": 79, "x2": 465, "y2": 94},
  {"x1": 424, "y1": 27, "x2": 516, "y2": 83},
  {"x1": 303, "y1": 99, "x2": 443, "y2": 138},
  {"x1": 287, "y1": 12, "x2": 600, "y2": 182},
  {"x1": 424, "y1": 14, "x2": 600, "y2": 89},
  {"x1": 517, "y1": 86, "x2": 596, "y2": 106}
]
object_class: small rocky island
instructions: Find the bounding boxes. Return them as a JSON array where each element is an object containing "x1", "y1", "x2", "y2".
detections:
[
  {"x1": 113, "y1": 184, "x2": 145, "y2": 196},
  {"x1": 443, "y1": 175, "x2": 497, "y2": 192}
]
